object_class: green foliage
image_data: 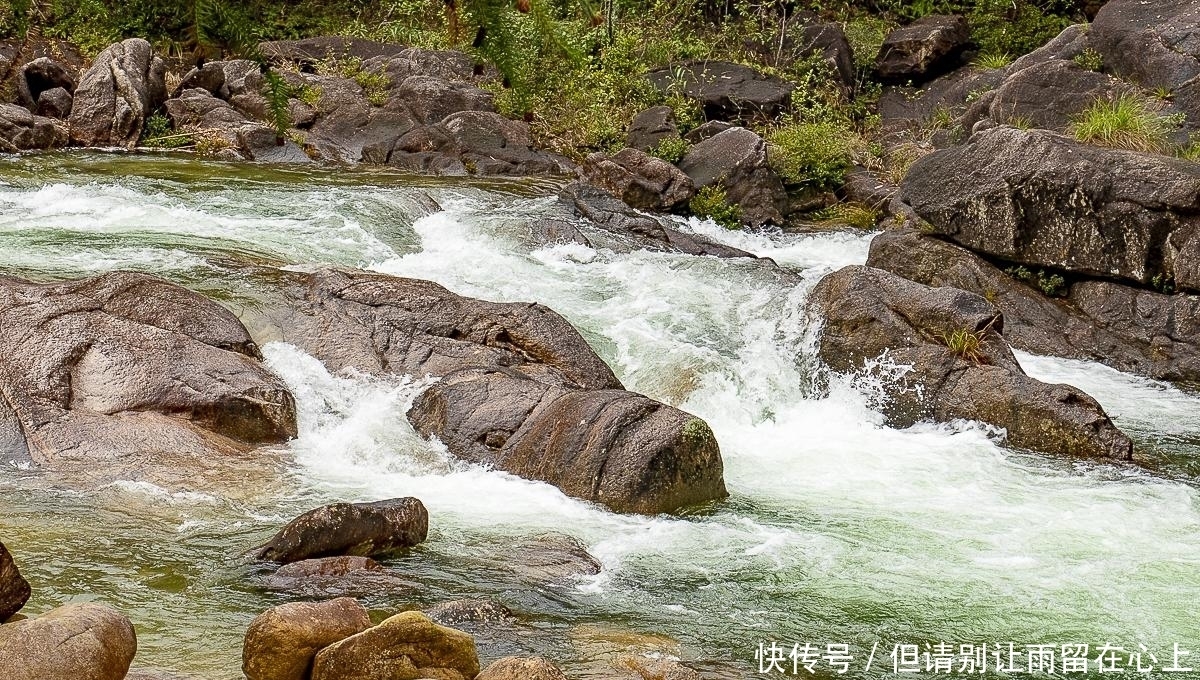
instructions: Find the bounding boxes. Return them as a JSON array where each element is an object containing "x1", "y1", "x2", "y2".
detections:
[
  {"x1": 1005, "y1": 265, "x2": 1066, "y2": 297},
  {"x1": 648, "y1": 137, "x2": 688, "y2": 164},
  {"x1": 1072, "y1": 47, "x2": 1103, "y2": 72},
  {"x1": 318, "y1": 57, "x2": 392, "y2": 106},
  {"x1": 1180, "y1": 137, "x2": 1200, "y2": 162},
  {"x1": 974, "y1": 51, "x2": 1012, "y2": 69},
  {"x1": 295, "y1": 84, "x2": 322, "y2": 107},
  {"x1": 1152, "y1": 273, "x2": 1176, "y2": 295},
  {"x1": 968, "y1": 0, "x2": 1073, "y2": 58},
  {"x1": 842, "y1": 14, "x2": 893, "y2": 73},
  {"x1": 1070, "y1": 94, "x2": 1176, "y2": 154},
  {"x1": 689, "y1": 185, "x2": 742, "y2": 230},
  {"x1": 140, "y1": 112, "x2": 192, "y2": 148},
  {"x1": 262, "y1": 69, "x2": 292, "y2": 144},
  {"x1": 941, "y1": 328, "x2": 987, "y2": 363},
  {"x1": 766, "y1": 121, "x2": 856, "y2": 189},
  {"x1": 813, "y1": 203, "x2": 880, "y2": 229}
]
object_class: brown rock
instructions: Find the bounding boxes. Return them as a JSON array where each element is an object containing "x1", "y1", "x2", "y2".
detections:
[
  {"x1": 242, "y1": 597, "x2": 371, "y2": 680},
  {"x1": 581, "y1": 148, "x2": 695, "y2": 212},
  {"x1": 424, "y1": 599, "x2": 514, "y2": 626},
  {"x1": 264, "y1": 556, "x2": 415, "y2": 597},
  {"x1": 311, "y1": 611, "x2": 479, "y2": 680},
  {"x1": 0, "y1": 541, "x2": 29, "y2": 622},
  {"x1": 253, "y1": 498, "x2": 428, "y2": 564},
  {"x1": 68, "y1": 38, "x2": 166, "y2": 147},
  {"x1": 0, "y1": 603, "x2": 136, "y2": 680}
]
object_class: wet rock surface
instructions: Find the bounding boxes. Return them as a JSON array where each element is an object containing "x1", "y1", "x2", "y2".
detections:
[
  {"x1": 253, "y1": 498, "x2": 429, "y2": 563},
  {"x1": 0, "y1": 542, "x2": 29, "y2": 623},
  {"x1": 0, "y1": 603, "x2": 137, "y2": 680},
  {"x1": 810, "y1": 265, "x2": 1134, "y2": 460}
]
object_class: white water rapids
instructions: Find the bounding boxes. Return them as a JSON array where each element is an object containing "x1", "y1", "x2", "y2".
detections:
[{"x1": 0, "y1": 154, "x2": 1197, "y2": 678}]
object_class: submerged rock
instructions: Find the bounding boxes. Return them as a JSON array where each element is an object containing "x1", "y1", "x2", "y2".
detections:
[
  {"x1": 477, "y1": 656, "x2": 568, "y2": 680},
  {"x1": 253, "y1": 498, "x2": 429, "y2": 564},
  {"x1": 810, "y1": 265, "x2": 1133, "y2": 459},
  {"x1": 310, "y1": 611, "x2": 479, "y2": 680},
  {"x1": 0, "y1": 602, "x2": 137, "y2": 680},
  {"x1": 0, "y1": 542, "x2": 29, "y2": 622},
  {"x1": 868, "y1": 229, "x2": 1200, "y2": 384},
  {"x1": 270, "y1": 268, "x2": 727, "y2": 514},
  {"x1": 0, "y1": 271, "x2": 296, "y2": 473},
  {"x1": 506, "y1": 532, "x2": 602, "y2": 583},
  {"x1": 263, "y1": 556, "x2": 415, "y2": 597},
  {"x1": 902, "y1": 126, "x2": 1200, "y2": 291},
  {"x1": 424, "y1": 599, "x2": 515, "y2": 626},
  {"x1": 242, "y1": 597, "x2": 371, "y2": 680},
  {"x1": 69, "y1": 38, "x2": 166, "y2": 147}
]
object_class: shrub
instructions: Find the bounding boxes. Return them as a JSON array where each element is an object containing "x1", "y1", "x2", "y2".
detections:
[
  {"x1": 1070, "y1": 95, "x2": 1176, "y2": 153},
  {"x1": 1073, "y1": 47, "x2": 1103, "y2": 72},
  {"x1": 1004, "y1": 265, "x2": 1066, "y2": 297},
  {"x1": 689, "y1": 185, "x2": 742, "y2": 230},
  {"x1": 140, "y1": 112, "x2": 191, "y2": 148},
  {"x1": 649, "y1": 137, "x2": 689, "y2": 164},
  {"x1": 766, "y1": 121, "x2": 856, "y2": 189}
]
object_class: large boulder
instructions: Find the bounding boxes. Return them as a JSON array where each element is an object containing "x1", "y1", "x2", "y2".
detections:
[
  {"x1": 902, "y1": 126, "x2": 1200, "y2": 291},
  {"x1": 310, "y1": 611, "x2": 479, "y2": 680},
  {"x1": 69, "y1": 38, "x2": 166, "y2": 147},
  {"x1": 875, "y1": 15, "x2": 970, "y2": 84},
  {"x1": 408, "y1": 367, "x2": 726, "y2": 514},
  {"x1": 645, "y1": 61, "x2": 794, "y2": 122},
  {"x1": 962, "y1": 59, "x2": 1132, "y2": 133},
  {"x1": 868, "y1": 229, "x2": 1200, "y2": 384},
  {"x1": 678, "y1": 126, "x2": 788, "y2": 227},
  {"x1": 260, "y1": 37, "x2": 409, "y2": 68},
  {"x1": 388, "y1": 110, "x2": 575, "y2": 176},
  {"x1": 0, "y1": 103, "x2": 66, "y2": 150},
  {"x1": 581, "y1": 147, "x2": 695, "y2": 212},
  {"x1": 810, "y1": 265, "x2": 1132, "y2": 459},
  {"x1": 269, "y1": 268, "x2": 727, "y2": 514},
  {"x1": 477, "y1": 656, "x2": 568, "y2": 680},
  {"x1": 0, "y1": 542, "x2": 29, "y2": 622},
  {"x1": 253, "y1": 498, "x2": 428, "y2": 563},
  {"x1": 242, "y1": 597, "x2": 371, "y2": 680},
  {"x1": 1090, "y1": 0, "x2": 1200, "y2": 130},
  {"x1": 0, "y1": 272, "x2": 297, "y2": 472},
  {"x1": 0, "y1": 603, "x2": 136, "y2": 680}
]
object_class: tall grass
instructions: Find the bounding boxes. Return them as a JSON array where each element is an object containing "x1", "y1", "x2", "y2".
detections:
[{"x1": 1069, "y1": 95, "x2": 1176, "y2": 154}]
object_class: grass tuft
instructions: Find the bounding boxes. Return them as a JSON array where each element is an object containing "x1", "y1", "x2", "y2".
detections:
[{"x1": 1069, "y1": 95, "x2": 1176, "y2": 154}]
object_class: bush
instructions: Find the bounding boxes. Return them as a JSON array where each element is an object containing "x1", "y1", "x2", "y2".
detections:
[
  {"x1": 1070, "y1": 95, "x2": 1176, "y2": 153},
  {"x1": 1004, "y1": 265, "x2": 1067, "y2": 297},
  {"x1": 689, "y1": 185, "x2": 742, "y2": 230},
  {"x1": 140, "y1": 112, "x2": 192, "y2": 148},
  {"x1": 649, "y1": 137, "x2": 689, "y2": 164},
  {"x1": 1073, "y1": 47, "x2": 1103, "y2": 72},
  {"x1": 766, "y1": 121, "x2": 857, "y2": 189}
]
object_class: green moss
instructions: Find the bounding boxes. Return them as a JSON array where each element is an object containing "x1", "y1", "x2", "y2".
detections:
[{"x1": 681, "y1": 418, "x2": 715, "y2": 449}]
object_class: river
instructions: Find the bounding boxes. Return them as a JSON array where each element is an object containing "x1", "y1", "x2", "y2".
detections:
[{"x1": 1, "y1": 153, "x2": 1198, "y2": 679}]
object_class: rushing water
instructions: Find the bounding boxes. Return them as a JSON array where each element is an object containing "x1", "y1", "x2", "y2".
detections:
[{"x1": 1, "y1": 152, "x2": 1198, "y2": 679}]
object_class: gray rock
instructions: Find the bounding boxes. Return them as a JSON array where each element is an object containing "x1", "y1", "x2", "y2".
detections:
[
  {"x1": 425, "y1": 599, "x2": 515, "y2": 626},
  {"x1": 507, "y1": 533, "x2": 601, "y2": 583},
  {"x1": 962, "y1": 59, "x2": 1132, "y2": 132},
  {"x1": 17, "y1": 57, "x2": 74, "y2": 110},
  {"x1": 0, "y1": 103, "x2": 67, "y2": 150},
  {"x1": 876, "y1": 14, "x2": 969, "y2": 83},
  {"x1": 678, "y1": 126, "x2": 787, "y2": 227},
  {"x1": 810, "y1": 265, "x2": 1133, "y2": 459},
  {"x1": 581, "y1": 147, "x2": 695, "y2": 212},
  {"x1": 0, "y1": 271, "x2": 296, "y2": 471},
  {"x1": 259, "y1": 37, "x2": 408, "y2": 67},
  {"x1": 68, "y1": 38, "x2": 166, "y2": 147},
  {"x1": 868, "y1": 229, "x2": 1200, "y2": 384},
  {"x1": 902, "y1": 126, "x2": 1200, "y2": 290},
  {"x1": 393, "y1": 74, "x2": 494, "y2": 124},
  {"x1": 626, "y1": 105, "x2": 679, "y2": 151},
  {"x1": 557, "y1": 182, "x2": 755, "y2": 258},
  {"x1": 173, "y1": 61, "x2": 227, "y2": 98},
  {"x1": 682, "y1": 119, "x2": 733, "y2": 143},
  {"x1": 0, "y1": 603, "x2": 137, "y2": 680},
  {"x1": 0, "y1": 541, "x2": 28, "y2": 622},
  {"x1": 34, "y1": 87, "x2": 72, "y2": 119},
  {"x1": 253, "y1": 498, "x2": 429, "y2": 564},
  {"x1": 645, "y1": 61, "x2": 794, "y2": 122}
]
